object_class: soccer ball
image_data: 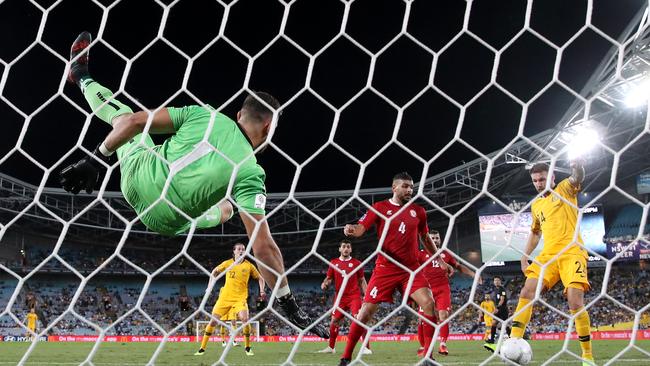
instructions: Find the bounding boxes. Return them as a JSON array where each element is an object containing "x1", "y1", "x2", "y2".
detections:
[{"x1": 500, "y1": 338, "x2": 532, "y2": 365}]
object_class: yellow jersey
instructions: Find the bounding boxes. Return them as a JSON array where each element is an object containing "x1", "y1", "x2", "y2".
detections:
[
  {"x1": 27, "y1": 313, "x2": 38, "y2": 329},
  {"x1": 531, "y1": 178, "x2": 586, "y2": 258},
  {"x1": 216, "y1": 259, "x2": 260, "y2": 302},
  {"x1": 480, "y1": 300, "x2": 496, "y2": 317}
]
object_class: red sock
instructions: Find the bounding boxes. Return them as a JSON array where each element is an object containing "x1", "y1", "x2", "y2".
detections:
[
  {"x1": 329, "y1": 323, "x2": 339, "y2": 349},
  {"x1": 342, "y1": 322, "x2": 365, "y2": 359},
  {"x1": 440, "y1": 322, "x2": 449, "y2": 344},
  {"x1": 420, "y1": 313, "x2": 436, "y2": 355},
  {"x1": 361, "y1": 327, "x2": 370, "y2": 349},
  {"x1": 417, "y1": 321, "x2": 424, "y2": 347}
]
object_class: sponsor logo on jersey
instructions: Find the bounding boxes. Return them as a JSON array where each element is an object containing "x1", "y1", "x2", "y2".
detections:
[{"x1": 387, "y1": 210, "x2": 393, "y2": 215}]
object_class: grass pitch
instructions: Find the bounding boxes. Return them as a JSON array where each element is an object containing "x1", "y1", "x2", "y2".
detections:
[{"x1": 0, "y1": 340, "x2": 648, "y2": 365}]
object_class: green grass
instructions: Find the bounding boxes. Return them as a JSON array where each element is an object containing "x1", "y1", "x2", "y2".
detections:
[{"x1": 0, "y1": 340, "x2": 648, "y2": 365}]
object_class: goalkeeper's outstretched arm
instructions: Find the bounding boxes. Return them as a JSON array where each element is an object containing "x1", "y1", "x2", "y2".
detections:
[{"x1": 102, "y1": 110, "x2": 175, "y2": 153}]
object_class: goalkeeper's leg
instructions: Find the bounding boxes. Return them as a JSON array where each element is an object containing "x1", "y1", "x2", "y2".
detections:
[{"x1": 68, "y1": 31, "x2": 154, "y2": 162}]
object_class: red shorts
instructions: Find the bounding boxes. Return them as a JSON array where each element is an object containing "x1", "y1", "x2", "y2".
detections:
[
  {"x1": 332, "y1": 296, "x2": 362, "y2": 320},
  {"x1": 430, "y1": 282, "x2": 451, "y2": 312},
  {"x1": 364, "y1": 265, "x2": 430, "y2": 304}
]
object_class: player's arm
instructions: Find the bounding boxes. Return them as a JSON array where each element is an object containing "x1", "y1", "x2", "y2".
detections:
[
  {"x1": 568, "y1": 159, "x2": 585, "y2": 188},
  {"x1": 345, "y1": 205, "x2": 378, "y2": 238},
  {"x1": 343, "y1": 224, "x2": 366, "y2": 238},
  {"x1": 521, "y1": 230, "x2": 542, "y2": 274},
  {"x1": 498, "y1": 292, "x2": 506, "y2": 307},
  {"x1": 258, "y1": 277, "x2": 266, "y2": 300},
  {"x1": 59, "y1": 109, "x2": 175, "y2": 194},
  {"x1": 103, "y1": 109, "x2": 175, "y2": 152},
  {"x1": 358, "y1": 275, "x2": 368, "y2": 295},
  {"x1": 321, "y1": 276, "x2": 332, "y2": 291}
]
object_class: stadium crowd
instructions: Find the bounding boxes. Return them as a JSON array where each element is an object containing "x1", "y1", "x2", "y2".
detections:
[{"x1": 1, "y1": 263, "x2": 647, "y2": 337}]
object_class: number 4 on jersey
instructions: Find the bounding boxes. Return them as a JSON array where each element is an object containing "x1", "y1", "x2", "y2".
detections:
[{"x1": 398, "y1": 221, "x2": 406, "y2": 234}]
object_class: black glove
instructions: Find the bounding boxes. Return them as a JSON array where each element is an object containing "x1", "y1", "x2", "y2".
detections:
[{"x1": 59, "y1": 145, "x2": 115, "y2": 194}]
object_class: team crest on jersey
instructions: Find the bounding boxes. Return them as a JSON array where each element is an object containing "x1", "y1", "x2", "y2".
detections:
[
  {"x1": 387, "y1": 210, "x2": 393, "y2": 215},
  {"x1": 349, "y1": 263, "x2": 353, "y2": 267},
  {"x1": 335, "y1": 263, "x2": 339, "y2": 267},
  {"x1": 410, "y1": 209, "x2": 416, "y2": 217}
]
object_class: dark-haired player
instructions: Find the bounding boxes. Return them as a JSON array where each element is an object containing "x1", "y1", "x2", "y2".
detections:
[
  {"x1": 416, "y1": 230, "x2": 480, "y2": 356},
  {"x1": 318, "y1": 239, "x2": 370, "y2": 354},
  {"x1": 338, "y1": 172, "x2": 439, "y2": 366},
  {"x1": 60, "y1": 32, "x2": 328, "y2": 339},
  {"x1": 508, "y1": 162, "x2": 594, "y2": 366}
]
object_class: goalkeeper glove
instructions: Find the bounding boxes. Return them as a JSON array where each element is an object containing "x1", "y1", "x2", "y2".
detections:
[{"x1": 59, "y1": 145, "x2": 114, "y2": 194}]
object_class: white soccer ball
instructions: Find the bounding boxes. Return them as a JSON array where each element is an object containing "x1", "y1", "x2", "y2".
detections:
[{"x1": 500, "y1": 338, "x2": 532, "y2": 365}]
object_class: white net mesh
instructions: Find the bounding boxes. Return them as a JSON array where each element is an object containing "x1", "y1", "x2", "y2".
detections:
[{"x1": 0, "y1": 0, "x2": 649, "y2": 365}]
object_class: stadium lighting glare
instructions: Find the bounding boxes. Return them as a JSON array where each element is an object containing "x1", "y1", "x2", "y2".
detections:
[
  {"x1": 624, "y1": 77, "x2": 650, "y2": 107},
  {"x1": 567, "y1": 128, "x2": 600, "y2": 160}
]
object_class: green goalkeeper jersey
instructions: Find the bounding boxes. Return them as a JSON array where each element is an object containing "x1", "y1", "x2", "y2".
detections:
[{"x1": 118, "y1": 105, "x2": 266, "y2": 236}]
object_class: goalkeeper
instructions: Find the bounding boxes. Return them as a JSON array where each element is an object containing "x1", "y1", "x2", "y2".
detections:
[{"x1": 60, "y1": 32, "x2": 328, "y2": 339}]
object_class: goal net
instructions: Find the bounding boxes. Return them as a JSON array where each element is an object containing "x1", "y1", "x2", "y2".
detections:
[
  {"x1": 195, "y1": 320, "x2": 260, "y2": 343},
  {"x1": 1, "y1": 1, "x2": 649, "y2": 366}
]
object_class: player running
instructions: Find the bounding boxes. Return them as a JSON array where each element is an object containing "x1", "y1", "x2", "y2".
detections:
[
  {"x1": 24, "y1": 308, "x2": 38, "y2": 338},
  {"x1": 478, "y1": 294, "x2": 496, "y2": 341},
  {"x1": 483, "y1": 276, "x2": 511, "y2": 351},
  {"x1": 338, "y1": 172, "x2": 440, "y2": 366},
  {"x1": 416, "y1": 231, "x2": 480, "y2": 356},
  {"x1": 318, "y1": 239, "x2": 370, "y2": 355},
  {"x1": 196, "y1": 243, "x2": 265, "y2": 356},
  {"x1": 60, "y1": 31, "x2": 328, "y2": 339},
  {"x1": 508, "y1": 162, "x2": 595, "y2": 366}
]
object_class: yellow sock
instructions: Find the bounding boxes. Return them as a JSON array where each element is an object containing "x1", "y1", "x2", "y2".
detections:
[
  {"x1": 571, "y1": 307, "x2": 593, "y2": 358},
  {"x1": 220, "y1": 325, "x2": 227, "y2": 340},
  {"x1": 484, "y1": 329, "x2": 490, "y2": 341},
  {"x1": 510, "y1": 298, "x2": 532, "y2": 338},
  {"x1": 200, "y1": 324, "x2": 215, "y2": 350},
  {"x1": 243, "y1": 323, "x2": 251, "y2": 348}
]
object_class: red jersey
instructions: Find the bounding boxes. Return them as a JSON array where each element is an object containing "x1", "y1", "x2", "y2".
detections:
[
  {"x1": 327, "y1": 257, "x2": 364, "y2": 299},
  {"x1": 359, "y1": 199, "x2": 429, "y2": 270},
  {"x1": 417, "y1": 249, "x2": 458, "y2": 286}
]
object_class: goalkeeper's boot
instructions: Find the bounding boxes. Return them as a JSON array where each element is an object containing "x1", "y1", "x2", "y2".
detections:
[
  {"x1": 68, "y1": 31, "x2": 92, "y2": 87},
  {"x1": 245, "y1": 346, "x2": 254, "y2": 356},
  {"x1": 193, "y1": 348, "x2": 205, "y2": 356},
  {"x1": 277, "y1": 294, "x2": 329, "y2": 339}
]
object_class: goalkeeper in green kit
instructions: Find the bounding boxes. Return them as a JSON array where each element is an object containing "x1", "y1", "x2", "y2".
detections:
[{"x1": 60, "y1": 32, "x2": 328, "y2": 339}]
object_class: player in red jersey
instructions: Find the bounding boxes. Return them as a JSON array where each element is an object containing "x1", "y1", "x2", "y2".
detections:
[
  {"x1": 416, "y1": 230, "x2": 480, "y2": 356},
  {"x1": 318, "y1": 239, "x2": 370, "y2": 354},
  {"x1": 337, "y1": 172, "x2": 441, "y2": 366}
]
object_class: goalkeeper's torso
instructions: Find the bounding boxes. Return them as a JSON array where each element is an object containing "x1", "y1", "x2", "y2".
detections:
[{"x1": 123, "y1": 105, "x2": 265, "y2": 235}]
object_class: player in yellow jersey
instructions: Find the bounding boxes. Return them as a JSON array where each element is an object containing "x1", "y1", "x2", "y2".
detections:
[
  {"x1": 507, "y1": 162, "x2": 595, "y2": 366},
  {"x1": 478, "y1": 294, "x2": 496, "y2": 341},
  {"x1": 24, "y1": 308, "x2": 38, "y2": 338},
  {"x1": 195, "y1": 243, "x2": 265, "y2": 356},
  {"x1": 219, "y1": 307, "x2": 241, "y2": 347}
]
